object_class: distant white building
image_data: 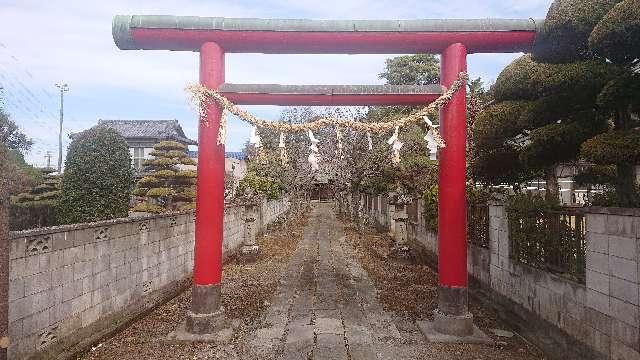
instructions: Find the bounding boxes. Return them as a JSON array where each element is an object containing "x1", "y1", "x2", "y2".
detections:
[
  {"x1": 188, "y1": 150, "x2": 248, "y2": 198},
  {"x1": 521, "y1": 162, "x2": 640, "y2": 206}
]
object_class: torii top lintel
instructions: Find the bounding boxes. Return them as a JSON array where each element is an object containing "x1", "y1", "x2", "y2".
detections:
[{"x1": 112, "y1": 15, "x2": 543, "y2": 54}]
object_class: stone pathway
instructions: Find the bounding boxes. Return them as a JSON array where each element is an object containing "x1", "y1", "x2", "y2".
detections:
[{"x1": 242, "y1": 202, "x2": 419, "y2": 359}]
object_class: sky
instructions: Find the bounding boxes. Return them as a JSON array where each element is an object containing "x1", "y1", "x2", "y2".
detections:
[{"x1": 0, "y1": 0, "x2": 552, "y2": 167}]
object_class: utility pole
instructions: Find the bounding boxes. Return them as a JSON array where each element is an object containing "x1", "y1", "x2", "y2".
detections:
[
  {"x1": 45, "y1": 151, "x2": 52, "y2": 169},
  {"x1": 55, "y1": 83, "x2": 69, "y2": 173}
]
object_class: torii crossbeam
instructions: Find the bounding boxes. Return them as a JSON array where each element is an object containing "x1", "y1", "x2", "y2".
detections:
[{"x1": 112, "y1": 15, "x2": 542, "y2": 341}]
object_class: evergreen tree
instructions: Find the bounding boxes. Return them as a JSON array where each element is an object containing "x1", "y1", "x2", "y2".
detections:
[
  {"x1": 58, "y1": 127, "x2": 133, "y2": 223},
  {"x1": 472, "y1": 55, "x2": 615, "y2": 197},
  {"x1": 132, "y1": 141, "x2": 196, "y2": 213},
  {"x1": 10, "y1": 171, "x2": 61, "y2": 229},
  {"x1": 532, "y1": 0, "x2": 640, "y2": 206}
]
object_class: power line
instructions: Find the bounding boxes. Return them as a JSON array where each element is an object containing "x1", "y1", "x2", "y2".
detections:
[
  {"x1": 0, "y1": 46, "x2": 60, "y2": 120},
  {"x1": 0, "y1": 66, "x2": 59, "y2": 121},
  {"x1": 0, "y1": 43, "x2": 78, "y2": 169}
]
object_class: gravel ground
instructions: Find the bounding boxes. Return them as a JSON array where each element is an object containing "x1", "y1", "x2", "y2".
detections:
[
  {"x1": 78, "y1": 214, "x2": 307, "y2": 360},
  {"x1": 342, "y1": 220, "x2": 547, "y2": 360}
]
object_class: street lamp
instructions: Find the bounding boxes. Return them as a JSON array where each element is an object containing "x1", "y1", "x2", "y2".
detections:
[{"x1": 55, "y1": 83, "x2": 69, "y2": 173}]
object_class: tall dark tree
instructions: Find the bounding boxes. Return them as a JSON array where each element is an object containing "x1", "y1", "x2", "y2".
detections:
[
  {"x1": 471, "y1": 54, "x2": 615, "y2": 198},
  {"x1": 533, "y1": 0, "x2": 640, "y2": 206},
  {"x1": 0, "y1": 106, "x2": 33, "y2": 360},
  {"x1": 378, "y1": 54, "x2": 440, "y2": 86}
]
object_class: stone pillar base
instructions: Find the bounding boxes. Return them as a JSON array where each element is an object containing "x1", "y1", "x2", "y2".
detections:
[
  {"x1": 416, "y1": 285, "x2": 492, "y2": 344},
  {"x1": 417, "y1": 315, "x2": 492, "y2": 344},
  {"x1": 167, "y1": 284, "x2": 231, "y2": 342},
  {"x1": 434, "y1": 309, "x2": 473, "y2": 336},
  {"x1": 167, "y1": 310, "x2": 232, "y2": 342}
]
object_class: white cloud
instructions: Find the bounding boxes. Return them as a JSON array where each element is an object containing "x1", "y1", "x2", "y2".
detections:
[{"x1": 0, "y1": 0, "x2": 553, "y2": 166}]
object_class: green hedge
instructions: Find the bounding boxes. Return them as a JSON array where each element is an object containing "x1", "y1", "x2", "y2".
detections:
[
  {"x1": 237, "y1": 172, "x2": 283, "y2": 200},
  {"x1": 10, "y1": 201, "x2": 57, "y2": 230},
  {"x1": 57, "y1": 127, "x2": 132, "y2": 224}
]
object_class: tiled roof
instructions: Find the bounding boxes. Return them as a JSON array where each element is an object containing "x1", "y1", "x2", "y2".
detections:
[
  {"x1": 97, "y1": 119, "x2": 197, "y2": 145},
  {"x1": 187, "y1": 151, "x2": 247, "y2": 160},
  {"x1": 225, "y1": 151, "x2": 247, "y2": 160}
]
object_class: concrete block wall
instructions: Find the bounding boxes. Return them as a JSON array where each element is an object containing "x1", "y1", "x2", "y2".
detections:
[
  {"x1": 343, "y1": 194, "x2": 640, "y2": 359},
  {"x1": 223, "y1": 205, "x2": 245, "y2": 258},
  {"x1": 581, "y1": 208, "x2": 640, "y2": 359},
  {"x1": 358, "y1": 194, "x2": 436, "y2": 252},
  {"x1": 7, "y1": 197, "x2": 290, "y2": 359},
  {"x1": 486, "y1": 205, "x2": 640, "y2": 359},
  {"x1": 7, "y1": 213, "x2": 195, "y2": 359},
  {"x1": 260, "y1": 197, "x2": 290, "y2": 231},
  {"x1": 485, "y1": 204, "x2": 596, "y2": 357}
]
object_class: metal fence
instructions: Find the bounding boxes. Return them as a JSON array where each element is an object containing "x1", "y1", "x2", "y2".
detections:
[
  {"x1": 467, "y1": 203, "x2": 490, "y2": 248},
  {"x1": 508, "y1": 207, "x2": 586, "y2": 283}
]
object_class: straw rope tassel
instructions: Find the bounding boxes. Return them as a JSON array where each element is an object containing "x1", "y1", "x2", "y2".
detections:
[
  {"x1": 278, "y1": 132, "x2": 288, "y2": 165},
  {"x1": 186, "y1": 71, "x2": 468, "y2": 149}
]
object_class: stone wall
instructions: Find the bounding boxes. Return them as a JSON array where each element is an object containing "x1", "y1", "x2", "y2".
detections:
[
  {"x1": 1, "y1": 200, "x2": 9, "y2": 360},
  {"x1": 260, "y1": 197, "x2": 291, "y2": 232},
  {"x1": 349, "y1": 194, "x2": 640, "y2": 360},
  {"x1": 7, "y1": 197, "x2": 290, "y2": 359}
]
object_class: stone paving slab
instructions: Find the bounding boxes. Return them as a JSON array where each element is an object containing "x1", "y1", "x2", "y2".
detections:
[{"x1": 315, "y1": 317, "x2": 343, "y2": 334}]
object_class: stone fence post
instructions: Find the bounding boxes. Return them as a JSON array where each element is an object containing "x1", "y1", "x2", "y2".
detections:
[
  {"x1": 392, "y1": 202, "x2": 409, "y2": 257},
  {"x1": 240, "y1": 201, "x2": 260, "y2": 258},
  {"x1": 388, "y1": 196, "x2": 397, "y2": 236}
]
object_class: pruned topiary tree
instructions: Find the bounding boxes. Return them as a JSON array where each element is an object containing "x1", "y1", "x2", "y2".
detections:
[
  {"x1": 471, "y1": 54, "x2": 614, "y2": 198},
  {"x1": 132, "y1": 141, "x2": 196, "y2": 213},
  {"x1": 58, "y1": 127, "x2": 133, "y2": 224},
  {"x1": 532, "y1": 0, "x2": 640, "y2": 206},
  {"x1": 532, "y1": 0, "x2": 621, "y2": 64},
  {"x1": 10, "y1": 170, "x2": 61, "y2": 229}
]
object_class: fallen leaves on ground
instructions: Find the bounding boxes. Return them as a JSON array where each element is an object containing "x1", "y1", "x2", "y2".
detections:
[{"x1": 342, "y1": 220, "x2": 546, "y2": 360}]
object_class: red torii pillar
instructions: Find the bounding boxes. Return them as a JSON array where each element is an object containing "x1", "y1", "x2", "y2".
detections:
[
  {"x1": 436, "y1": 43, "x2": 473, "y2": 336},
  {"x1": 187, "y1": 42, "x2": 226, "y2": 334}
]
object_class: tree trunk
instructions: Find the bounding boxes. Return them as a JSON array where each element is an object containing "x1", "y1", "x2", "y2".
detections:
[
  {"x1": 545, "y1": 166, "x2": 559, "y2": 202},
  {"x1": 615, "y1": 163, "x2": 639, "y2": 207},
  {"x1": 613, "y1": 106, "x2": 639, "y2": 207},
  {"x1": 512, "y1": 183, "x2": 522, "y2": 194}
]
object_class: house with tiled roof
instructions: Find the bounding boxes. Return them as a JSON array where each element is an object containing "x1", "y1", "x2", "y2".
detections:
[{"x1": 96, "y1": 119, "x2": 196, "y2": 171}]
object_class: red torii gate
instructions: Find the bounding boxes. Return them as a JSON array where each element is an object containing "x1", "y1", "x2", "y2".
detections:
[{"x1": 113, "y1": 15, "x2": 541, "y2": 341}]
